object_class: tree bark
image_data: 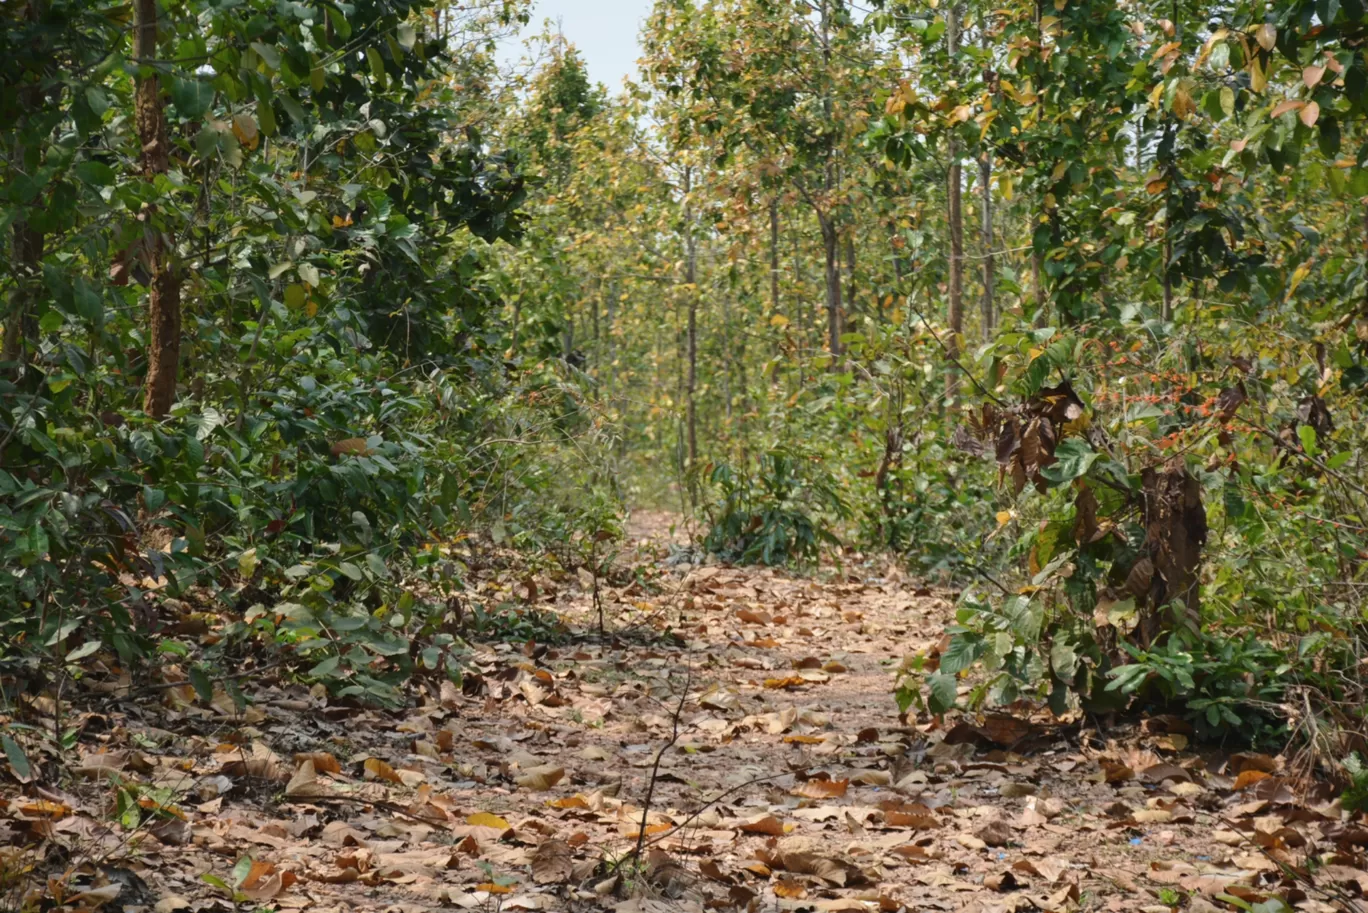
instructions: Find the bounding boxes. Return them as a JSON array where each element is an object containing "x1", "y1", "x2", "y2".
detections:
[
  {"x1": 843, "y1": 230, "x2": 857, "y2": 317},
  {"x1": 1161, "y1": 235, "x2": 1173, "y2": 322},
  {"x1": 3, "y1": 223, "x2": 42, "y2": 376},
  {"x1": 945, "y1": 1, "x2": 964, "y2": 401},
  {"x1": 135, "y1": 0, "x2": 182, "y2": 418},
  {"x1": 1031, "y1": 249, "x2": 1046, "y2": 327},
  {"x1": 769, "y1": 197, "x2": 780, "y2": 319},
  {"x1": 979, "y1": 152, "x2": 994, "y2": 339},
  {"x1": 821, "y1": 215, "x2": 843, "y2": 359},
  {"x1": 3, "y1": 0, "x2": 46, "y2": 377},
  {"x1": 683, "y1": 166, "x2": 698, "y2": 467}
]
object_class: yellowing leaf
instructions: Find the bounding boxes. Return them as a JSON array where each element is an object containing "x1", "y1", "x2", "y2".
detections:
[
  {"x1": 547, "y1": 796, "x2": 590, "y2": 809},
  {"x1": 363, "y1": 757, "x2": 403, "y2": 785},
  {"x1": 467, "y1": 811, "x2": 511, "y2": 829},
  {"x1": 1254, "y1": 22, "x2": 1276, "y2": 51},
  {"x1": 232, "y1": 113, "x2": 259, "y2": 149},
  {"x1": 770, "y1": 314, "x2": 790, "y2": 328},
  {"x1": 476, "y1": 883, "x2": 514, "y2": 895}
]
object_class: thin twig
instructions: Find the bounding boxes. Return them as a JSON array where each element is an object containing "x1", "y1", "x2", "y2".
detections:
[{"x1": 628, "y1": 657, "x2": 694, "y2": 867}]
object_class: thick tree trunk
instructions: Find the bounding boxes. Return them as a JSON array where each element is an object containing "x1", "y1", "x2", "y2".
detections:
[
  {"x1": 980, "y1": 153, "x2": 995, "y2": 339},
  {"x1": 135, "y1": 0, "x2": 181, "y2": 418},
  {"x1": 945, "y1": 1, "x2": 964, "y2": 400}
]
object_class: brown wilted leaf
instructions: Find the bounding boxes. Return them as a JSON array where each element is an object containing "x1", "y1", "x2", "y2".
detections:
[
  {"x1": 764, "y1": 676, "x2": 807, "y2": 690},
  {"x1": 515, "y1": 764, "x2": 565, "y2": 790},
  {"x1": 531, "y1": 839, "x2": 574, "y2": 884},
  {"x1": 974, "y1": 818, "x2": 1014, "y2": 848},
  {"x1": 792, "y1": 778, "x2": 849, "y2": 800},
  {"x1": 285, "y1": 760, "x2": 327, "y2": 798},
  {"x1": 774, "y1": 878, "x2": 806, "y2": 899}
]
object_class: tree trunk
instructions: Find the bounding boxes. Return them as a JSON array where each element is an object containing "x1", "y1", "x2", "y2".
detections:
[
  {"x1": 3, "y1": 224, "x2": 42, "y2": 376},
  {"x1": 1161, "y1": 236, "x2": 1173, "y2": 322},
  {"x1": 843, "y1": 230, "x2": 857, "y2": 317},
  {"x1": 4, "y1": 0, "x2": 46, "y2": 378},
  {"x1": 1134, "y1": 461, "x2": 1207, "y2": 646},
  {"x1": 684, "y1": 166, "x2": 698, "y2": 467},
  {"x1": 135, "y1": 0, "x2": 182, "y2": 418},
  {"x1": 1031, "y1": 249, "x2": 1046, "y2": 327},
  {"x1": 769, "y1": 197, "x2": 780, "y2": 319},
  {"x1": 821, "y1": 216, "x2": 843, "y2": 359},
  {"x1": 979, "y1": 152, "x2": 995, "y2": 339},
  {"x1": 945, "y1": 1, "x2": 964, "y2": 400}
]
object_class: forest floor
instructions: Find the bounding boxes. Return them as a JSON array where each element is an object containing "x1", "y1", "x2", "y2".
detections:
[{"x1": 3, "y1": 512, "x2": 1361, "y2": 913}]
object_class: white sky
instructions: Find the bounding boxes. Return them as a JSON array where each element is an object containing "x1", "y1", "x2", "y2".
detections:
[{"x1": 498, "y1": 0, "x2": 653, "y2": 89}]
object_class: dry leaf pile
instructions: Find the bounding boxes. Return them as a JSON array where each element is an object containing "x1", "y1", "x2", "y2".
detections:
[{"x1": 3, "y1": 512, "x2": 1367, "y2": 913}]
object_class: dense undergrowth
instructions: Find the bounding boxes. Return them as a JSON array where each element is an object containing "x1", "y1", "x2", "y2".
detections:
[{"x1": 5, "y1": 0, "x2": 1368, "y2": 789}]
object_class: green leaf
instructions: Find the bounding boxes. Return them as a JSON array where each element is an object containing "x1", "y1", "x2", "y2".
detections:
[
  {"x1": 249, "y1": 41, "x2": 281, "y2": 71},
  {"x1": 171, "y1": 77, "x2": 215, "y2": 119},
  {"x1": 1298, "y1": 423, "x2": 1319, "y2": 457},
  {"x1": 367, "y1": 47, "x2": 388, "y2": 89},
  {"x1": 238, "y1": 548, "x2": 258, "y2": 578},
  {"x1": 143, "y1": 486, "x2": 166, "y2": 512},
  {"x1": 65, "y1": 640, "x2": 102, "y2": 662},
  {"x1": 1050, "y1": 640, "x2": 1079, "y2": 679},
  {"x1": 74, "y1": 161, "x2": 116, "y2": 186},
  {"x1": 2, "y1": 734, "x2": 34, "y2": 782},
  {"x1": 1038, "y1": 438, "x2": 1098, "y2": 485},
  {"x1": 397, "y1": 22, "x2": 417, "y2": 50},
  {"x1": 926, "y1": 671, "x2": 958, "y2": 715},
  {"x1": 284, "y1": 284, "x2": 307, "y2": 309},
  {"x1": 939, "y1": 632, "x2": 983, "y2": 675},
  {"x1": 189, "y1": 666, "x2": 214, "y2": 702}
]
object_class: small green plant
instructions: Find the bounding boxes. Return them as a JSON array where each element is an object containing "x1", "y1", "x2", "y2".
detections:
[
  {"x1": 701, "y1": 449, "x2": 846, "y2": 565},
  {"x1": 1341, "y1": 753, "x2": 1368, "y2": 814}
]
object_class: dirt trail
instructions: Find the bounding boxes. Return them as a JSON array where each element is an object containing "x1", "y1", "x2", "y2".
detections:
[{"x1": 4, "y1": 512, "x2": 1357, "y2": 913}]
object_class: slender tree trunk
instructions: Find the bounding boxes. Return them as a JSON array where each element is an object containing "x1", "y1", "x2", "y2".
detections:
[
  {"x1": 821, "y1": 216, "x2": 843, "y2": 359},
  {"x1": 843, "y1": 230, "x2": 857, "y2": 318},
  {"x1": 819, "y1": 0, "x2": 841, "y2": 363},
  {"x1": 979, "y1": 152, "x2": 995, "y2": 339},
  {"x1": 1161, "y1": 235, "x2": 1173, "y2": 321},
  {"x1": 769, "y1": 197, "x2": 780, "y2": 319},
  {"x1": 684, "y1": 166, "x2": 698, "y2": 468},
  {"x1": 945, "y1": 1, "x2": 964, "y2": 400},
  {"x1": 135, "y1": 0, "x2": 182, "y2": 418},
  {"x1": 4, "y1": 225, "x2": 42, "y2": 376},
  {"x1": 1032, "y1": 250, "x2": 1046, "y2": 327},
  {"x1": 4, "y1": 0, "x2": 46, "y2": 378}
]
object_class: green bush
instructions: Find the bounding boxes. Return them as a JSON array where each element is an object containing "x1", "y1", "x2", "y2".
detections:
[{"x1": 701, "y1": 449, "x2": 846, "y2": 565}]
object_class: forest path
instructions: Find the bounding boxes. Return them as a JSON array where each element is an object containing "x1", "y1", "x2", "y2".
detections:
[{"x1": 18, "y1": 514, "x2": 1342, "y2": 913}]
